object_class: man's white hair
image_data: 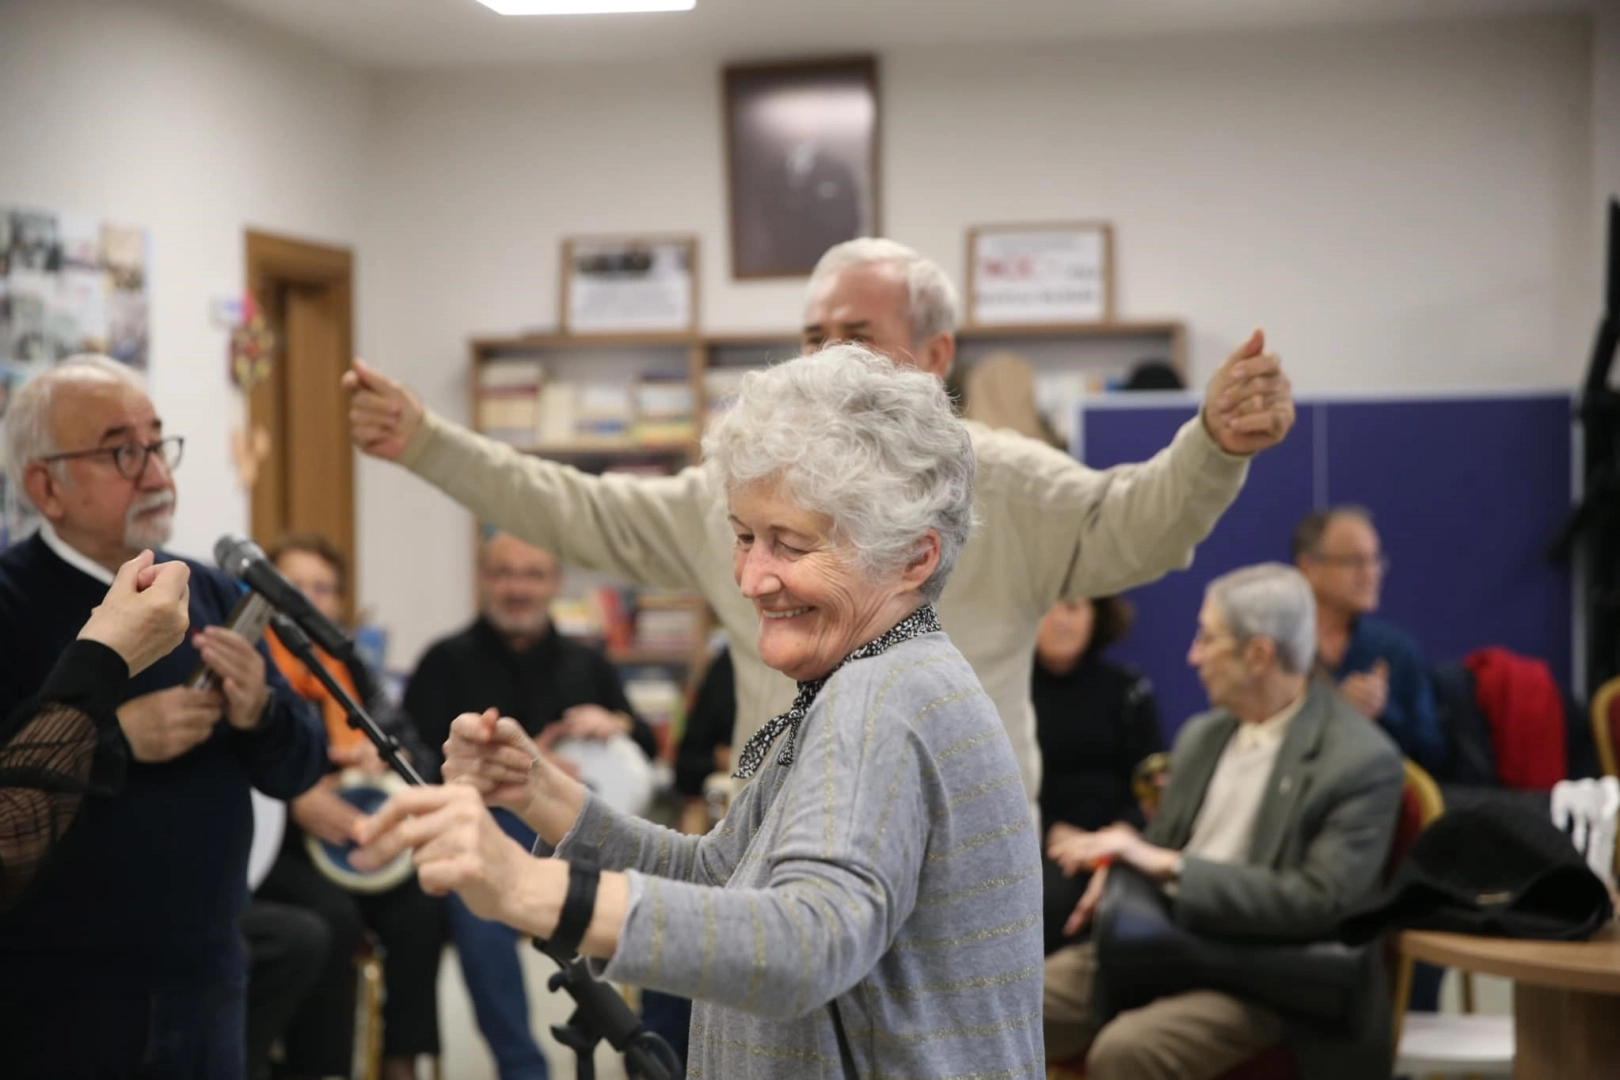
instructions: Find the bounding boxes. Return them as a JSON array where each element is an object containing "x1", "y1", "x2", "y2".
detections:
[
  {"x1": 702, "y1": 343, "x2": 976, "y2": 603},
  {"x1": 1205, "y1": 563, "x2": 1318, "y2": 675},
  {"x1": 3, "y1": 354, "x2": 147, "y2": 512},
  {"x1": 806, "y1": 238, "x2": 962, "y2": 345}
]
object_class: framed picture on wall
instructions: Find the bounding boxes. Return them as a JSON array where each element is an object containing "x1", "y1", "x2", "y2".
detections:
[
  {"x1": 723, "y1": 56, "x2": 881, "y2": 279},
  {"x1": 561, "y1": 235, "x2": 698, "y2": 336},
  {"x1": 966, "y1": 222, "x2": 1116, "y2": 326}
]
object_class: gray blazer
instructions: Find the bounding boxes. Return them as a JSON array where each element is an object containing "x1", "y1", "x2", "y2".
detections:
[{"x1": 1145, "y1": 679, "x2": 1405, "y2": 1080}]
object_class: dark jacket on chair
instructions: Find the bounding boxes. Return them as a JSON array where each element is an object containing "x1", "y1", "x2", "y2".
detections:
[{"x1": 1146, "y1": 681, "x2": 1405, "y2": 1080}]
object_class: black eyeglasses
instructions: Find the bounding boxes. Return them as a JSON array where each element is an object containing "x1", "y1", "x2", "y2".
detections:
[{"x1": 40, "y1": 436, "x2": 185, "y2": 480}]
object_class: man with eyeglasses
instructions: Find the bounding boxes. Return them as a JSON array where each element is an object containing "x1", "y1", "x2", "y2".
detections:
[
  {"x1": 1292, "y1": 505, "x2": 1444, "y2": 772},
  {"x1": 402, "y1": 530, "x2": 657, "y2": 1080},
  {"x1": 0, "y1": 354, "x2": 325, "y2": 1079}
]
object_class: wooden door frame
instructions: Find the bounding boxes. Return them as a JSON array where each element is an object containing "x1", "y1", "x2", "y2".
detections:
[{"x1": 243, "y1": 229, "x2": 355, "y2": 612}]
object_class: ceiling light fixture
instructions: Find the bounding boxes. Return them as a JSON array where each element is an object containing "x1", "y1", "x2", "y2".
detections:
[{"x1": 474, "y1": 0, "x2": 694, "y2": 13}]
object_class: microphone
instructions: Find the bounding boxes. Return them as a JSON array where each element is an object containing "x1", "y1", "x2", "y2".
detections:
[
  {"x1": 214, "y1": 533, "x2": 355, "y2": 661},
  {"x1": 186, "y1": 590, "x2": 276, "y2": 691}
]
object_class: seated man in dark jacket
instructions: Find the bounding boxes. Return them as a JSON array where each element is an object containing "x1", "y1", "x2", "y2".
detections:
[
  {"x1": 1044, "y1": 563, "x2": 1404, "y2": 1080},
  {"x1": 405, "y1": 531, "x2": 657, "y2": 1080}
]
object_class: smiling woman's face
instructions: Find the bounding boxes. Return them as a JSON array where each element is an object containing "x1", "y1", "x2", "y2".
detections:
[{"x1": 727, "y1": 479, "x2": 920, "y2": 682}]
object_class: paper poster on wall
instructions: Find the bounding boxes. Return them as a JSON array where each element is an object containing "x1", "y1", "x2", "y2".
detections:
[
  {"x1": 967, "y1": 222, "x2": 1115, "y2": 326},
  {"x1": 0, "y1": 206, "x2": 150, "y2": 368},
  {"x1": 562, "y1": 237, "x2": 697, "y2": 336},
  {"x1": 0, "y1": 359, "x2": 43, "y2": 549},
  {"x1": 0, "y1": 205, "x2": 150, "y2": 547}
]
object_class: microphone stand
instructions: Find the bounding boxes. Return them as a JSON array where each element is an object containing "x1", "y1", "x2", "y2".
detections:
[
  {"x1": 270, "y1": 614, "x2": 423, "y2": 786},
  {"x1": 267, "y1": 614, "x2": 681, "y2": 1080}
]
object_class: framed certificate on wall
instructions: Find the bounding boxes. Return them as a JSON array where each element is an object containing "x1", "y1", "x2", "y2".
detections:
[
  {"x1": 966, "y1": 222, "x2": 1115, "y2": 326},
  {"x1": 561, "y1": 236, "x2": 698, "y2": 336}
]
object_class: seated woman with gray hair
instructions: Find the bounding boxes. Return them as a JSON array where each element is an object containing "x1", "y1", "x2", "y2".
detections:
[{"x1": 352, "y1": 345, "x2": 1044, "y2": 1078}]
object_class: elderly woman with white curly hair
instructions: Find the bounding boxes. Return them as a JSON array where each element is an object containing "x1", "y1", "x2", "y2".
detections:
[{"x1": 353, "y1": 345, "x2": 1045, "y2": 1078}]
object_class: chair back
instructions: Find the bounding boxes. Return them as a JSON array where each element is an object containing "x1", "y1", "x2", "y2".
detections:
[
  {"x1": 1385, "y1": 759, "x2": 1444, "y2": 1057},
  {"x1": 1593, "y1": 674, "x2": 1620, "y2": 779}
]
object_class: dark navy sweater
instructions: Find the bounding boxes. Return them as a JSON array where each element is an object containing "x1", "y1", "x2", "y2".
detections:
[{"x1": 0, "y1": 534, "x2": 325, "y2": 987}]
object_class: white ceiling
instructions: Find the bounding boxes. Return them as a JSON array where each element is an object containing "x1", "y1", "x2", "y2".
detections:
[{"x1": 208, "y1": 0, "x2": 1591, "y2": 70}]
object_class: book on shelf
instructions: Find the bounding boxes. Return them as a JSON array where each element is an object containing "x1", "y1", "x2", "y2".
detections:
[
  {"x1": 634, "y1": 374, "x2": 695, "y2": 418},
  {"x1": 633, "y1": 606, "x2": 702, "y2": 652},
  {"x1": 535, "y1": 381, "x2": 577, "y2": 446},
  {"x1": 520, "y1": 375, "x2": 698, "y2": 450},
  {"x1": 551, "y1": 586, "x2": 703, "y2": 657},
  {"x1": 476, "y1": 358, "x2": 544, "y2": 445}
]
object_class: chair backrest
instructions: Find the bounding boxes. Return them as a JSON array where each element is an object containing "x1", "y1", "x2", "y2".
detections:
[
  {"x1": 1592, "y1": 674, "x2": 1620, "y2": 779},
  {"x1": 1387, "y1": 759, "x2": 1445, "y2": 880},
  {"x1": 1386, "y1": 759, "x2": 1444, "y2": 1056},
  {"x1": 1131, "y1": 751, "x2": 1171, "y2": 821}
]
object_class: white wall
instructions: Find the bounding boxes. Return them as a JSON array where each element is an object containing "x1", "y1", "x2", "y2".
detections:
[
  {"x1": 1595, "y1": 2, "x2": 1620, "y2": 274},
  {"x1": 0, "y1": 0, "x2": 371, "y2": 562},
  {"x1": 359, "y1": 13, "x2": 1594, "y2": 667}
]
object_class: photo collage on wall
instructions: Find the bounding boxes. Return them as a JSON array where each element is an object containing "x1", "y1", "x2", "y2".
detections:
[{"x1": 0, "y1": 206, "x2": 150, "y2": 547}]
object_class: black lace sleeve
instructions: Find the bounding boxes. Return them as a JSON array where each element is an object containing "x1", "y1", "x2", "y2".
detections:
[{"x1": 0, "y1": 640, "x2": 129, "y2": 912}]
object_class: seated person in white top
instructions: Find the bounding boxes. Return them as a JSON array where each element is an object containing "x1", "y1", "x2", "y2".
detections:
[{"x1": 1043, "y1": 563, "x2": 1404, "y2": 1080}]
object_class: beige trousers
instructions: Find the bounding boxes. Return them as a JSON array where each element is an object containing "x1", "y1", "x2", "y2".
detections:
[{"x1": 1043, "y1": 941, "x2": 1286, "y2": 1080}]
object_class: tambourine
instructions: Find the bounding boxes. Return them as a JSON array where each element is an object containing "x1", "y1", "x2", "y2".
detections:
[
  {"x1": 551, "y1": 735, "x2": 655, "y2": 819},
  {"x1": 307, "y1": 768, "x2": 416, "y2": 894}
]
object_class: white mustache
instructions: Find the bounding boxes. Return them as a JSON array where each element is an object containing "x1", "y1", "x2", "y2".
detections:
[{"x1": 128, "y1": 490, "x2": 176, "y2": 518}]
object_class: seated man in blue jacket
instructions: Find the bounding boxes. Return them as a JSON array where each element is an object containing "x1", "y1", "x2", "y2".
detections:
[
  {"x1": 1044, "y1": 563, "x2": 1403, "y2": 1080},
  {"x1": 0, "y1": 355, "x2": 325, "y2": 1079},
  {"x1": 1293, "y1": 505, "x2": 1445, "y2": 772}
]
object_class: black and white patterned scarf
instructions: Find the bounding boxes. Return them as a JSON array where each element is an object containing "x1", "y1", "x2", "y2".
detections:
[{"x1": 732, "y1": 604, "x2": 942, "y2": 780}]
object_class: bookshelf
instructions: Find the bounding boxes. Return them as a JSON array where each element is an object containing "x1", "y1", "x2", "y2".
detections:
[
  {"x1": 467, "y1": 318, "x2": 1187, "y2": 753},
  {"x1": 469, "y1": 332, "x2": 710, "y2": 762}
]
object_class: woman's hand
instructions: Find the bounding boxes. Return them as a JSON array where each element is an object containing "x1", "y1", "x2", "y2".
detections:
[
  {"x1": 443, "y1": 708, "x2": 585, "y2": 843},
  {"x1": 331, "y1": 740, "x2": 388, "y2": 776},
  {"x1": 350, "y1": 783, "x2": 543, "y2": 921},
  {"x1": 1064, "y1": 864, "x2": 1110, "y2": 936},
  {"x1": 77, "y1": 550, "x2": 191, "y2": 674},
  {"x1": 1044, "y1": 821, "x2": 1083, "y2": 849},
  {"x1": 352, "y1": 782, "x2": 630, "y2": 956},
  {"x1": 291, "y1": 777, "x2": 366, "y2": 846},
  {"x1": 443, "y1": 708, "x2": 543, "y2": 809},
  {"x1": 1047, "y1": 822, "x2": 1137, "y2": 877}
]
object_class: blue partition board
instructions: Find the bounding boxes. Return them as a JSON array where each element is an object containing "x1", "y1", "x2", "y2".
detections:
[{"x1": 1077, "y1": 393, "x2": 1574, "y2": 737}]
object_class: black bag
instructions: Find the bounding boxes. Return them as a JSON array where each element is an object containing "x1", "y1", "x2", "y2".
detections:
[
  {"x1": 1092, "y1": 864, "x2": 1371, "y2": 1033},
  {"x1": 1341, "y1": 799, "x2": 1614, "y2": 943}
]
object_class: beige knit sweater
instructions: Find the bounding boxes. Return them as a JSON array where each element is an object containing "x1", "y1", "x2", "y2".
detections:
[{"x1": 399, "y1": 409, "x2": 1247, "y2": 801}]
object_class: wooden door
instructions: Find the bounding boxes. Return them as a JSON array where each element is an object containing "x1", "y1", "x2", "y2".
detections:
[{"x1": 245, "y1": 232, "x2": 355, "y2": 622}]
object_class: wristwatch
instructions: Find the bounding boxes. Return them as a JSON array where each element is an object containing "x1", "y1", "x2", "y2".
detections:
[{"x1": 1169, "y1": 854, "x2": 1187, "y2": 883}]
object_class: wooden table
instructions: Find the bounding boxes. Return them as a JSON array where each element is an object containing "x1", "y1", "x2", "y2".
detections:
[{"x1": 1402, "y1": 923, "x2": 1620, "y2": 1079}]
